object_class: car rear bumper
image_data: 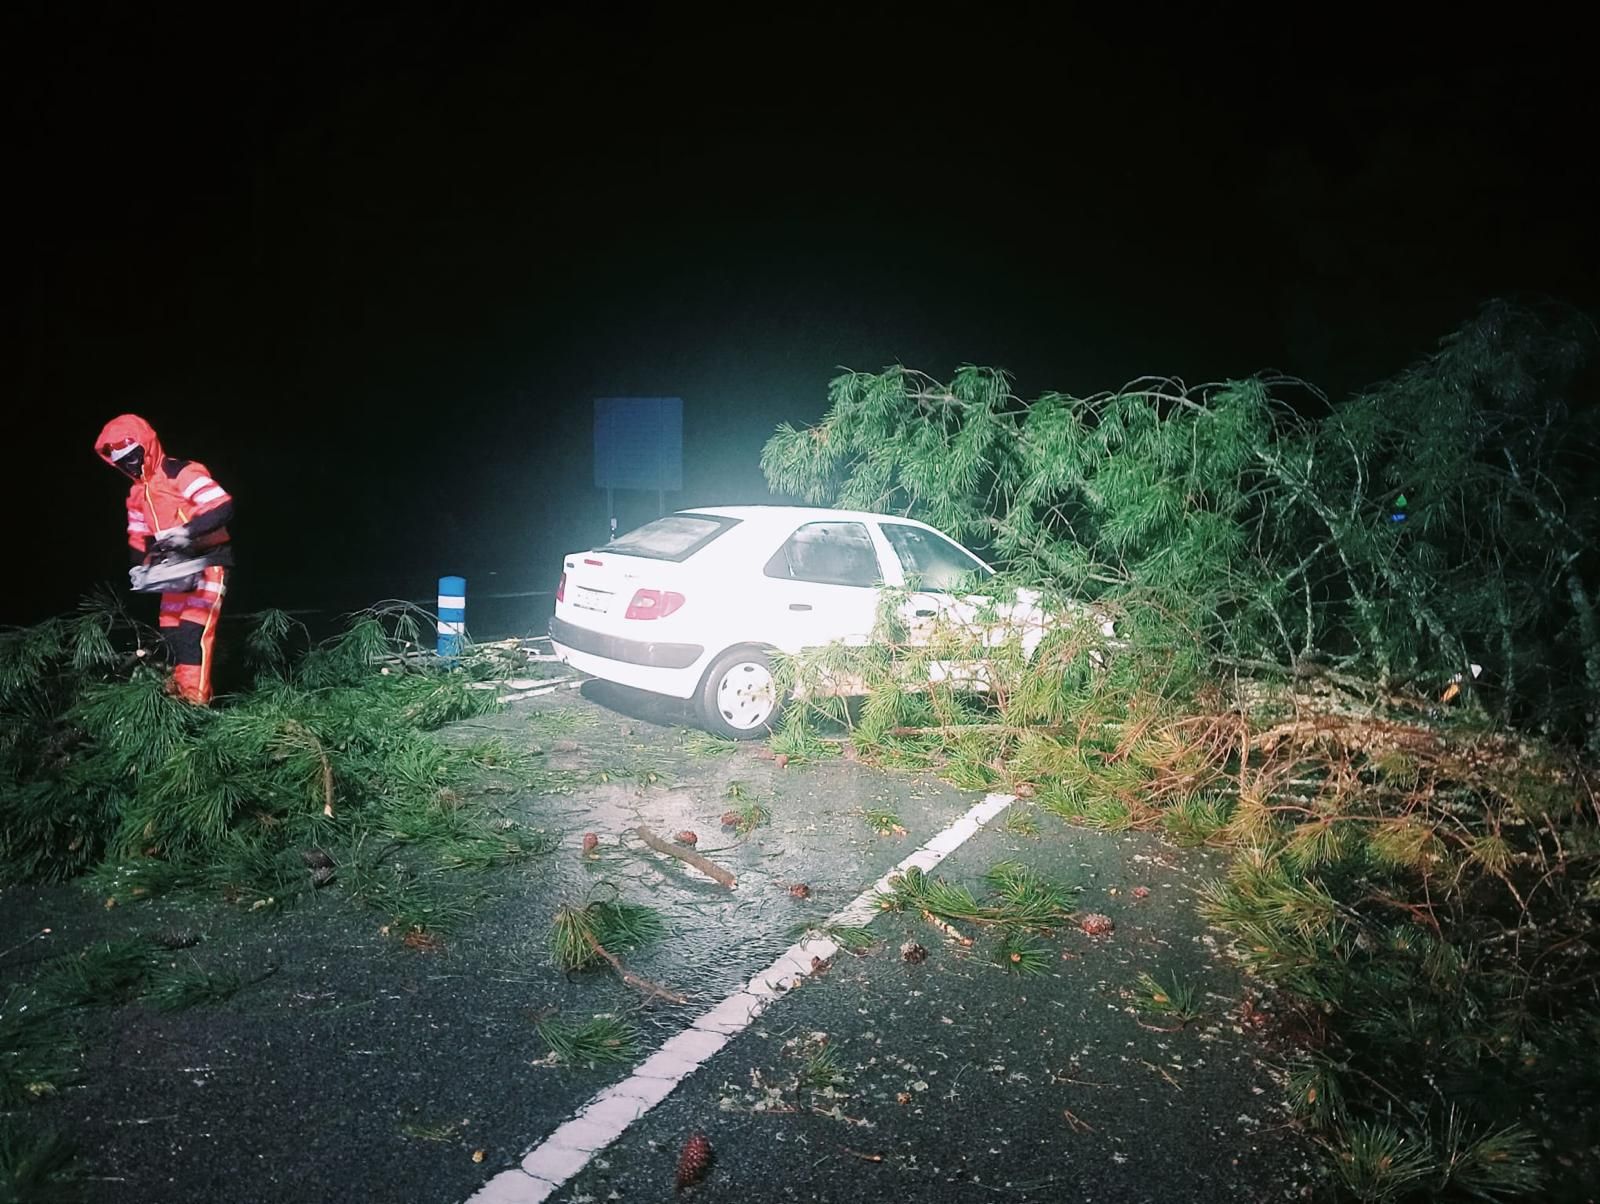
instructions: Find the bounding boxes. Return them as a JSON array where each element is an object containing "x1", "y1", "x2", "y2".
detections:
[
  {"x1": 548, "y1": 615, "x2": 707, "y2": 699},
  {"x1": 548, "y1": 616, "x2": 704, "y2": 669}
]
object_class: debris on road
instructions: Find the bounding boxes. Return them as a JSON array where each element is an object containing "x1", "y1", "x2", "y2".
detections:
[
  {"x1": 635, "y1": 824, "x2": 737, "y2": 889},
  {"x1": 920, "y1": 909, "x2": 973, "y2": 947},
  {"x1": 1078, "y1": 912, "x2": 1115, "y2": 936},
  {"x1": 900, "y1": 941, "x2": 928, "y2": 963},
  {"x1": 675, "y1": 1132, "x2": 714, "y2": 1190},
  {"x1": 550, "y1": 899, "x2": 686, "y2": 1003}
]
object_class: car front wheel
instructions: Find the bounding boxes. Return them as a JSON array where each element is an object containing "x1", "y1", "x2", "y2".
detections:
[{"x1": 698, "y1": 646, "x2": 785, "y2": 739}]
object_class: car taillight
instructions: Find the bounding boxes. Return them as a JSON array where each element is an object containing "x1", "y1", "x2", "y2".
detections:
[
  {"x1": 625, "y1": 589, "x2": 685, "y2": 620},
  {"x1": 556, "y1": 572, "x2": 566, "y2": 603}
]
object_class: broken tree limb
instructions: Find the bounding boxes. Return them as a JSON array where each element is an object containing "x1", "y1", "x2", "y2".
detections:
[
  {"x1": 585, "y1": 933, "x2": 687, "y2": 1004},
  {"x1": 888, "y1": 723, "x2": 1072, "y2": 738},
  {"x1": 635, "y1": 825, "x2": 737, "y2": 889},
  {"x1": 921, "y1": 909, "x2": 974, "y2": 946}
]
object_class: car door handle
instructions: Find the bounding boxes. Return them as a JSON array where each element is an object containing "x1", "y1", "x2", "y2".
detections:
[
  {"x1": 788, "y1": 603, "x2": 812, "y2": 611},
  {"x1": 914, "y1": 608, "x2": 937, "y2": 618}
]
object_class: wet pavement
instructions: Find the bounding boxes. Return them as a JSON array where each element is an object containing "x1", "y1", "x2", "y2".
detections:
[{"x1": 1, "y1": 679, "x2": 1315, "y2": 1204}]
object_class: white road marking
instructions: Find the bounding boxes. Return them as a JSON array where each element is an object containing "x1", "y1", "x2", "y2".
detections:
[{"x1": 464, "y1": 791, "x2": 1015, "y2": 1203}]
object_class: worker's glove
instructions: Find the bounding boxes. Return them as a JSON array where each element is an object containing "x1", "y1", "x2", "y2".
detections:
[
  {"x1": 155, "y1": 527, "x2": 193, "y2": 552},
  {"x1": 129, "y1": 564, "x2": 151, "y2": 591}
]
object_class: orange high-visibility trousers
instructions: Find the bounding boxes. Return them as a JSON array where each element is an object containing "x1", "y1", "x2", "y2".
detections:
[{"x1": 158, "y1": 565, "x2": 227, "y2": 705}]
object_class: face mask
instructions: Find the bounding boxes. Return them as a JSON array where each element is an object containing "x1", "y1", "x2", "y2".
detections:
[{"x1": 110, "y1": 443, "x2": 146, "y2": 479}]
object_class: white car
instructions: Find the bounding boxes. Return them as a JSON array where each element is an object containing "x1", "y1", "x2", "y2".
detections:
[{"x1": 549, "y1": 506, "x2": 1106, "y2": 739}]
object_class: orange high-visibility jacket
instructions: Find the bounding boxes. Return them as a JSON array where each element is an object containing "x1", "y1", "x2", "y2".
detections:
[{"x1": 93, "y1": 415, "x2": 234, "y2": 560}]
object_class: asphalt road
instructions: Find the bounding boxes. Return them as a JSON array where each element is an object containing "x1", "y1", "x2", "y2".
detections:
[{"x1": 1, "y1": 680, "x2": 1314, "y2": 1204}]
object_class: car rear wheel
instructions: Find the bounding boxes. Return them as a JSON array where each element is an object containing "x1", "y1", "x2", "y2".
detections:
[{"x1": 698, "y1": 647, "x2": 785, "y2": 739}]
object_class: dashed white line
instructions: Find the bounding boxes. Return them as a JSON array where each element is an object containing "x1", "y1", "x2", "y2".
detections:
[{"x1": 465, "y1": 791, "x2": 1014, "y2": 1203}]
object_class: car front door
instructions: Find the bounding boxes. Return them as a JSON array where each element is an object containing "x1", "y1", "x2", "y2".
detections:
[{"x1": 879, "y1": 521, "x2": 994, "y2": 634}]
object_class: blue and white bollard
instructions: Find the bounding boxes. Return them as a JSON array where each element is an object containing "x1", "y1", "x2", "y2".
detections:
[{"x1": 437, "y1": 575, "x2": 466, "y2": 660}]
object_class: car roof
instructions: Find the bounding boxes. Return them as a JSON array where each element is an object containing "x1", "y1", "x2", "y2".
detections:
[{"x1": 681, "y1": 505, "x2": 940, "y2": 528}]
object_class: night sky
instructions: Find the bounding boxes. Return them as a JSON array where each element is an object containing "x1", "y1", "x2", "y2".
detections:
[{"x1": 8, "y1": 8, "x2": 1595, "y2": 629}]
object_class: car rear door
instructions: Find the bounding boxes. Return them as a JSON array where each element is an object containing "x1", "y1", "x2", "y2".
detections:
[{"x1": 753, "y1": 519, "x2": 888, "y2": 654}]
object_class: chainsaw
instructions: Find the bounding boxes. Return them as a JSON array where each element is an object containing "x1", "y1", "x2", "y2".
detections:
[{"x1": 129, "y1": 553, "x2": 216, "y2": 594}]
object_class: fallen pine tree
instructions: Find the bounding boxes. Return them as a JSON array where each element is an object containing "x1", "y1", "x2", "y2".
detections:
[
  {"x1": 761, "y1": 300, "x2": 1600, "y2": 1201},
  {"x1": 0, "y1": 596, "x2": 551, "y2": 925}
]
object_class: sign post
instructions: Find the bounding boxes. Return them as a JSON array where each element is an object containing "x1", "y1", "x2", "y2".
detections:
[{"x1": 594, "y1": 397, "x2": 683, "y2": 540}]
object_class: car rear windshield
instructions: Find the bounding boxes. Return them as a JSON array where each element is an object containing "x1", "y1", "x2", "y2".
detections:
[{"x1": 604, "y1": 513, "x2": 740, "y2": 562}]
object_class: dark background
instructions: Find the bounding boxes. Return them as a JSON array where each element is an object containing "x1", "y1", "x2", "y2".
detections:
[{"x1": 6, "y1": 6, "x2": 1595, "y2": 630}]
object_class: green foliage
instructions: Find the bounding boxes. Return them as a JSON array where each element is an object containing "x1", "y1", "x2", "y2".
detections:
[
  {"x1": 860, "y1": 805, "x2": 904, "y2": 835},
  {"x1": 765, "y1": 707, "x2": 843, "y2": 763},
  {"x1": 32, "y1": 940, "x2": 153, "y2": 1009},
  {"x1": 879, "y1": 863, "x2": 1077, "y2": 931},
  {"x1": 549, "y1": 898, "x2": 666, "y2": 973},
  {"x1": 995, "y1": 931, "x2": 1051, "y2": 975},
  {"x1": 983, "y1": 861, "x2": 1080, "y2": 923},
  {"x1": 680, "y1": 730, "x2": 739, "y2": 757},
  {"x1": 819, "y1": 924, "x2": 876, "y2": 952},
  {"x1": 143, "y1": 963, "x2": 244, "y2": 1012},
  {"x1": 761, "y1": 302, "x2": 1600, "y2": 747},
  {"x1": 0, "y1": 1119, "x2": 78, "y2": 1204},
  {"x1": 1131, "y1": 971, "x2": 1200, "y2": 1023},
  {"x1": 761, "y1": 302, "x2": 1599, "y2": 1198},
  {"x1": 725, "y1": 799, "x2": 770, "y2": 837},
  {"x1": 0, "y1": 603, "x2": 529, "y2": 939},
  {"x1": 535, "y1": 1014, "x2": 640, "y2": 1067},
  {"x1": 0, "y1": 989, "x2": 77, "y2": 1109},
  {"x1": 794, "y1": 1041, "x2": 846, "y2": 1091},
  {"x1": 1000, "y1": 805, "x2": 1040, "y2": 837}
]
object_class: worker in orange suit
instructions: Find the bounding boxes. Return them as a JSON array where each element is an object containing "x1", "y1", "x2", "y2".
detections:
[{"x1": 95, "y1": 415, "x2": 235, "y2": 705}]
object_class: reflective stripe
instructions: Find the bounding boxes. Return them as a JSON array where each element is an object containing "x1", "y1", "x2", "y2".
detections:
[
  {"x1": 194, "y1": 486, "x2": 227, "y2": 504},
  {"x1": 181, "y1": 476, "x2": 216, "y2": 499},
  {"x1": 437, "y1": 595, "x2": 466, "y2": 609},
  {"x1": 129, "y1": 520, "x2": 151, "y2": 532},
  {"x1": 437, "y1": 620, "x2": 466, "y2": 635},
  {"x1": 198, "y1": 580, "x2": 227, "y2": 594}
]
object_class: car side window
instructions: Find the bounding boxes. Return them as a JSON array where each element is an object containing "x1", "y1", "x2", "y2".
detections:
[
  {"x1": 882, "y1": 523, "x2": 992, "y2": 591},
  {"x1": 763, "y1": 522, "x2": 882, "y2": 588}
]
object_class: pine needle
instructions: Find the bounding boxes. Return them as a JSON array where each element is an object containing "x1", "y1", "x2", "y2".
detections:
[
  {"x1": 536, "y1": 1015, "x2": 640, "y2": 1066},
  {"x1": 143, "y1": 964, "x2": 244, "y2": 1012}
]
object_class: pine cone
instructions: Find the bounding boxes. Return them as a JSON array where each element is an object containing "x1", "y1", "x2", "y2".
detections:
[
  {"x1": 675, "y1": 1132, "x2": 713, "y2": 1191},
  {"x1": 788, "y1": 883, "x2": 811, "y2": 899},
  {"x1": 720, "y1": 811, "x2": 741, "y2": 828},
  {"x1": 299, "y1": 848, "x2": 335, "y2": 870},
  {"x1": 310, "y1": 865, "x2": 336, "y2": 889},
  {"x1": 1078, "y1": 913, "x2": 1115, "y2": 936},
  {"x1": 900, "y1": 941, "x2": 928, "y2": 964},
  {"x1": 674, "y1": 830, "x2": 699, "y2": 847},
  {"x1": 151, "y1": 928, "x2": 199, "y2": 950},
  {"x1": 581, "y1": 832, "x2": 599, "y2": 853}
]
